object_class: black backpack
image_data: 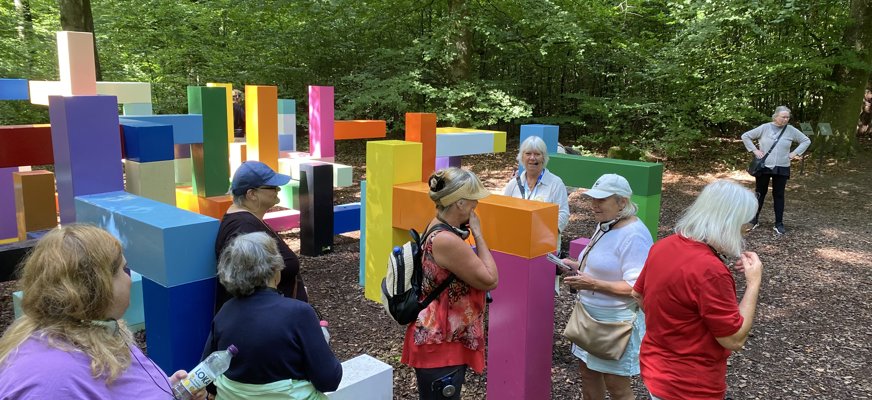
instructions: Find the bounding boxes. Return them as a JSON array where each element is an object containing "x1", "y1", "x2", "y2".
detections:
[{"x1": 381, "y1": 224, "x2": 457, "y2": 325}]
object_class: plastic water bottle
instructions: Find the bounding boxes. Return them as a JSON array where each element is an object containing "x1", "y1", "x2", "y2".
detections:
[
  {"x1": 172, "y1": 344, "x2": 238, "y2": 400},
  {"x1": 320, "y1": 320, "x2": 331, "y2": 343}
]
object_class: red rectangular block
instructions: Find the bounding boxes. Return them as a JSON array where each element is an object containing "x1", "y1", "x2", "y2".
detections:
[
  {"x1": 0, "y1": 125, "x2": 53, "y2": 167},
  {"x1": 334, "y1": 120, "x2": 387, "y2": 140}
]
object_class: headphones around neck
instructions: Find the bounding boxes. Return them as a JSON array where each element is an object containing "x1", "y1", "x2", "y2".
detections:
[
  {"x1": 598, "y1": 217, "x2": 623, "y2": 233},
  {"x1": 436, "y1": 215, "x2": 470, "y2": 240}
]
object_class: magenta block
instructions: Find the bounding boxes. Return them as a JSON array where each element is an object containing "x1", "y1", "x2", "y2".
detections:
[
  {"x1": 0, "y1": 167, "x2": 16, "y2": 239},
  {"x1": 569, "y1": 237, "x2": 591, "y2": 259},
  {"x1": 308, "y1": 86, "x2": 334, "y2": 158},
  {"x1": 434, "y1": 156, "x2": 462, "y2": 170},
  {"x1": 486, "y1": 251, "x2": 555, "y2": 400},
  {"x1": 264, "y1": 209, "x2": 300, "y2": 232},
  {"x1": 49, "y1": 95, "x2": 124, "y2": 224}
]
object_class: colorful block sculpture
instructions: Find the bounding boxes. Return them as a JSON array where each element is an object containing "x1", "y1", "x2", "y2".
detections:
[
  {"x1": 206, "y1": 82, "x2": 234, "y2": 144},
  {"x1": 96, "y1": 82, "x2": 151, "y2": 104},
  {"x1": 246, "y1": 85, "x2": 279, "y2": 170},
  {"x1": 278, "y1": 99, "x2": 297, "y2": 152},
  {"x1": 569, "y1": 236, "x2": 591, "y2": 259},
  {"x1": 334, "y1": 203, "x2": 361, "y2": 235},
  {"x1": 0, "y1": 168, "x2": 17, "y2": 240},
  {"x1": 435, "y1": 131, "x2": 495, "y2": 157},
  {"x1": 49, "y1": 95, "x2": 123, "y2": 224},
  {"x1": 276, "y1": 179, "x2": 300, "y2": 210},
  {"x1": 434, "y1": 156, "x2": 462, "y2": 170},
  {"x1": 57, "y1": 31, "x2": 97, "y2": 97},
  {"x1": 436, "y1": 127, "x2": 507, "y2": 154},
  {"x1": 120, "y1": 120, "x2": 174, "y2": 163},
  {"x1": 122, "y1": 103, "x2": 153, "y2": 116},
  {"x1": 405, "y1": 113, "x2": 436, "y2": 182},
  {"x1": 187, "y1": 86, "x2": 230, "y2": 197},
  {"x1": 300, "y1": 162, "x2": 334, "y2": 256},
  {"x1": 122, "y1": 115, "x2": 204, "y2": 144},
  {"x1": 308, "y1": 86, "x2": 335, "y2": 158},
  {"x1": 326, "y1": 354, "x2": 394, "y2": 400},
  {"x1": 125, "y1": 160, "x2": 176, "y2": 206},
  {"x1": 548, "y1": 154, "x2": 663, "y2": 239},
  {"x1": 174, "y1": 187, "x2": 232, "y2": 220},
  {"x1": 0, "y1": 79, "x2": 29, "y2": 100},
  {"x1": 520, "y1": 124, "x2": 559, "y2": 154},
  {"x1": 359, "y1": 180, "x2": 367, "y2": 286},
  {"x1": 334, "y1": 120, "x2": 387, "y2": 140},
  {"x1": 74, "y1": 191, "x2": 219, "y2": 287},
  {"x1": 364, "y1": 140, "x2": 422, "y2": 301},
  {"x1": 0, "y1": 124, "x2": 53, "y2": 168},
  {"x1": 263, "y1": 209, "x2": 301, "y2": 232},
  {"x1": 229, "y1": 142, "x2": 247, "y2": 177},
  {"x1": 13, "y1": 171, "x2": 57, "y2": 241}
]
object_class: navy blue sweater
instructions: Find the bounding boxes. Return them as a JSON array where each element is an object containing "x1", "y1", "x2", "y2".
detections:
[{"x1": 202, "y1": 289, "x2": 342, "y2": 392}]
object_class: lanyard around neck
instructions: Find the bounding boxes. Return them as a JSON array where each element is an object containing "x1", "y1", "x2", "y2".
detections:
[{"x1": 516, "y1": 170, "x2": 545, "y2": 200}]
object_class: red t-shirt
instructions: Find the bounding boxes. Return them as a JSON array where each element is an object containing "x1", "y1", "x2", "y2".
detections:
[{"x1": 634, "y1": 235, "x2": 744, "y2": 400}]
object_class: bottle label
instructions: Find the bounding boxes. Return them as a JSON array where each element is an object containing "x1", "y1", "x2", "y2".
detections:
[{"x1": 180, "y1": 365, "x2": 214, "y2": 394}]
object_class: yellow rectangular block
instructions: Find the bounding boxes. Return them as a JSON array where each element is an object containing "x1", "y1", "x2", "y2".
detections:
[
  {"x1": 207, "y1": 83, "x2": 234, "y2": 144},
  {"x1": 245, "y1": 85, "x2": 279, "y2": 171},
  {"x1": 125, "y1": 160, "x2": 176, "y2": 206},
  {"x1": 175, "y1": 187, "x2": 233, "y2": 220},
  {"x1": 14, "y1": 171, "x2": 57, "y2": 241},
  {"x1": 364, "y1": 140, "x2": 423, "y2": 301},
  {"x1": 57, "y1": 31, "x2": 97, "y2": 97}
]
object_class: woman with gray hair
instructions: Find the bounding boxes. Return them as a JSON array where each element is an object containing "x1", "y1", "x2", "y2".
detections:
[
  {"x1": 633, "y1": 179, "x2": 763, "y2": 400},
  {"x1": 503, "y1": 136, "x2": 570, "y2": 237},
  {"x1": 203, "y1": 232, "x2": 342, "y2": 399},
  {"x1": 560, "y1": 174, "x2": 652, "y2": 400},
  {"x1": 741, "y1": 105, "x2": 811, "y2": 235}
]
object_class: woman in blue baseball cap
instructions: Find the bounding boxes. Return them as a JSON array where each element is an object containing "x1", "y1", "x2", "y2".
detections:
[{"x1": 213, "y1": 161, "x2": 307, "y2": 314}]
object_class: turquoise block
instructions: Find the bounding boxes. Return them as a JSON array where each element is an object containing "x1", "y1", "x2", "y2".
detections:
[
  {"x1": 278, "y1": 99, "x2": 296, "y2": 114},
  {"x1": 124, "y1": 271, "x2": 145, "y2": 331},
  {"x1": 142, "y1": 275, "x2": 215, "y2": 375},
  {"x1": 334, "y1": 202, "x2": 360, "y2": 235},
  {"x1": 121, "y1": 115, "x2": 204, "y2": 145},
  {"x1": 123, "y1": 103, "x2": 154, "y2": 116},
  {"x1": 74, "y1": 191, "x2": 219, "y2": 287},
  {"x1": 520, "y1": 125, "x2": 559, "y2": 153},
  {"x1": 12, "y1": 290, "x2": 23, "y2": 319},
  {"x1": 359, "y1": 180, "x2": 366, "y2": 286},
  {"x1": 436, "y1": 132, "x2": 494, "y2": 157},
  {"x1": 334, "y1": 163, "x2": 352, "y2": 187}
]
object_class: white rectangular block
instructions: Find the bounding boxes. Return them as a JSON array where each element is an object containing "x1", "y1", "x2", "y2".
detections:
[
  {"x1": 327, "y1": 354, "x2": 393, "y2": 400},
  {"x1": 125, "y1": 160, "x2": 176, "y2": 206},
  {"x1": 174, "y1": 158, "x2": 192, "y2": 186},
  {"x1": 436, "y1": 132, "x2": 495, "y2": 157},
  {"x1": 28, "y1": 81, "x2": 63, "y2": 105},
  {"x1": 97, "y1": 82, "x2": 152, "y2": 104}
]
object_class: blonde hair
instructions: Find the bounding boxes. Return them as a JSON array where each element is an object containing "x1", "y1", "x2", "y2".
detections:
[
  {"x1": 428, "y1": 167, "x2": 489, "y2": 211},
  {"x1": 674, "y1": 180, "x2": 757, "y2": 257},
  {"x1": 0, "y1": 224, "x2": 134, "y2": 383}
]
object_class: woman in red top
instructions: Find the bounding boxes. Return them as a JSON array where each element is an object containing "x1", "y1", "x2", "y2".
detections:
[
  {"x1": 632, "y1": 179, "x2": 764, "y2": 400},
  {"x1": 401, "y1": 167, "x2": 499, "y2": 400}
]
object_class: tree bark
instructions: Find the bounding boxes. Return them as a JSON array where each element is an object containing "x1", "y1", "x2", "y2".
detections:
[
  {"x1": 14, "y1": 0, "x2": 34, "y2": 74},
  {"x1": 448, "y1": 0, "x2": 472, "y2": 84},
  {"x1": 57, "y1": 0, "x2": 102, "y2": 81},
  {"x1": 819, "y1": 0, "x2": 872, "y2": 156}
]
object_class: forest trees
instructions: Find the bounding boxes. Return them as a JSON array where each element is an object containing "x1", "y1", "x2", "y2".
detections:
[{"x1": 0, "y1": 0, "x2": 868, "y2": 157}]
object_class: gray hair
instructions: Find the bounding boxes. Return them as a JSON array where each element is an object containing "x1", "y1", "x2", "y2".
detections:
[
  {"x1": 217, "y1": 232, "x2": 283, "y2": 297},
  {"x1": 615, "y1": 196, "x2": 639, "y2": 219},
  {"x1": 772, "y1": 106, "x2": 791, "y2": 118},
  {"x1": 232, "y1": 193, "x2": 247, "y2": 206},
  {"x1": 674, "y1": 180, "x2": 757, "y2": 257},
  {"x1": 516, "y1": 136, "x2": 549, "y2": 167}
]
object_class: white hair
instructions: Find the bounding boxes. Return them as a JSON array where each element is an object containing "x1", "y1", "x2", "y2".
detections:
[
  {"x1": 674, "y1": 179, "x2": 757, "y2": 257},
  {"x1": 616, "y1": 196, "x2": 638, "y2": 219},
  {"x1": 772, "y1": 106, "x2": 791, "y2": 118},
  {"x1": 218, "y1": 232, "x2": 283, "y2": 297},
  {"x1": 516, "y1": 136, "x2": 549, "y2": 167}
]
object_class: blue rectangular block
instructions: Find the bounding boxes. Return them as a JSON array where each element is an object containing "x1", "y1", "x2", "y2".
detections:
[
  {"x1": 278, "y1": 99, "x2": 296, "y2": 114},
  {"x1": 121, "y1": 115, "x2": 204, "y2": 144},
  {"x1": 0, "y1": 167, "x2": 16, "y2": 239},
  {"x1": 142, "y1": 276, "x2": 215, "y2": 375},
  {"x1": 121, "y1": 120, "x2": 174, "y2": 162},
  {"x1": 125, "y1": 271, "x2": 145, "y2": 331},
  {"x1": 0, "y1": 79, "x2": 29, "y2": 100},
  {"x1": 74, "y1": 191, "x2": 220, "y2": 287},
  {"x1": 359, "y1": 181, "x2": 366, "y2": 286},
  {"x1": 49, "y1": 95, "x2": 124, "y2": 224},
  {"x1": 279, "y1": 134, "x2": 296, "y2": 152},
  {"x1": 520, "y1": 125, "x2": 559, "y2": 154},
  {"x1": 334, "y1": 202, "x2": 361, "y2": 235}
]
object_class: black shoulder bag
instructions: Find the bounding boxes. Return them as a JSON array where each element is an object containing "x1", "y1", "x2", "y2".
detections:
[{"x1": 747, "y1": 125, "x2": 787, "y2": 177}]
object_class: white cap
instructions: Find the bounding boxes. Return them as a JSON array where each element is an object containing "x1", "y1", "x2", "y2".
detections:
[{"x1": 584, "y1": 174, "x2": 632, "y2": 199}]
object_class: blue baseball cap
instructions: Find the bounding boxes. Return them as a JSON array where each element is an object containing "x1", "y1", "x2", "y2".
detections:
[{"x1": 231, "y1": 161, "x2": 291, "y2": 196}]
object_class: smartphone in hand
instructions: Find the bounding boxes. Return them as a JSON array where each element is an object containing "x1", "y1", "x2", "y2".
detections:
[{"x1": 546, "y1": 253, "x2": 573, "y2": 273}]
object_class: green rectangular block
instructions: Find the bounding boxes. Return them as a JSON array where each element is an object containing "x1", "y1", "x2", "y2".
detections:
[
  {"x1": 334, "y1": 163, "x2": 352, "y2": 188},
  {"x1": 277, "y1": 179, "x2": 301, "y2": 210},
  {"x1": 188, "y1": 86, "x2": 230, "y2": 197},
  {"x1": 548, "y1": 154, "x2": 662, "y2": 196},
  {"x1": 632, "y1": 193, "x2": 660, "y2": 240}
]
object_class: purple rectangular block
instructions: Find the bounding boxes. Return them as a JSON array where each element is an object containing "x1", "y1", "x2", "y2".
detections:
[
  {"x1": 434, "y1": 156, "x2": 462, "y2": 170},
  {"x1": 0, "y1": 167, "x2": 17, "y2": 239},
  {"x1": 569, "y1": 237, "x2": 591, "y2": 259},
  {"x1": 308, "y1": 86, "x2": 334, "y2": 158},
  {"x1": 49, "y1": 95, "x2": 124, "y2": 224},
  {"x1": 486, "y1": 251, "x2": 555, "y2": 400}
]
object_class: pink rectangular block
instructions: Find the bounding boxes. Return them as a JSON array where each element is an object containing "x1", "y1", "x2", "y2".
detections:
[
  {"x1": 308, "y1": 86, "x2": 334, "y2": 158},
  {"x1": 57, "y1": 31, "x2": 97, "y2": 96},
  {"x1": 486, "y1": 251, "x2": 555, "y2": 400},
  {"x1": 264, "y1": 209, "x2": 300, "y2": 232},
  {"x1": 569, "y1": 237, "x2": 591, "y2": 259}
]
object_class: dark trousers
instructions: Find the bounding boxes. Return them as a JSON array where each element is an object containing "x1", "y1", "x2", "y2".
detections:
[
  {"x1": 754, "y1": 174, "x2": 789, "y2": 224},
  {"x1": 415, "y1": 365, "x2": 467, "y2": 400}
]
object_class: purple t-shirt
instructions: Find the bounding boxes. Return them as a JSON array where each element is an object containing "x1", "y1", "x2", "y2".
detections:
[{"x1": 0, "y1": 335, "x2": 174, "y2": 399}]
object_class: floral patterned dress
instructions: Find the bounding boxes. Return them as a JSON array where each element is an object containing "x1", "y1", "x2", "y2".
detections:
[{"x1": 401, "y1": 230, "x2": 487, "y2": 373}]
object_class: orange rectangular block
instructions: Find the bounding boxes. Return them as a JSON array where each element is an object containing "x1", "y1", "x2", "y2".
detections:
[
  {"x1": 334, "y1": 120, "x2": 387, "y2": 140},
  {"x1": 14, "y1": 170, "x2": 57, "y2": 241},
  {"x1": 405, "y1": 113, "x2": 436, "y2": 182},
  {"x1": 393, "y1": 182, "x2": 436, "y2": 232},
  {"x1": 175, "y1": 186, "x2": 233, "y2": 220},
  {"x1": 245, "y1": 85, "x2": 279, "y2": 171}
]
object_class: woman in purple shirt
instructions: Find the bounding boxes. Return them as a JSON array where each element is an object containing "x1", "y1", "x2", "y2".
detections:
[{"x1": 0, "y1": 224, "x2": 204, "y2": 399}]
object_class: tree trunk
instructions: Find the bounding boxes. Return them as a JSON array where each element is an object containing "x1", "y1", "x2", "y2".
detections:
[
  {"x1": 57, "y1": 0, "x2": 102, "y2": 81},
  {"x1": 819, "y1": 0, "x2": 872, "y2": 156},
  {"x1": 447, "y1": 0, "x2": 472, "y2": 84},
  {"x1": 14, "y1": 0, "x2": 34, "y2": 74}
]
